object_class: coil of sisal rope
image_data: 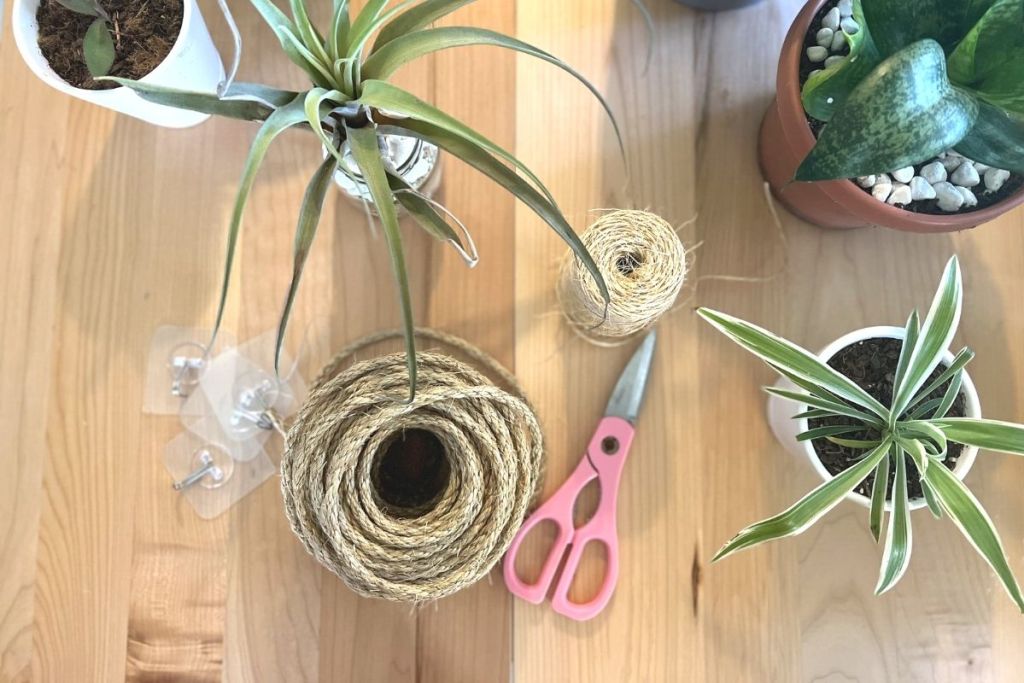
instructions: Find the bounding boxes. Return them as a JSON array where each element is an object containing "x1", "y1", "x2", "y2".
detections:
[
  {"x1": 558, "y1": 209, "x2": 687, "y2": 341},
  {"x1": 281, "y1": 329, "x2": 544, "y2": 602}
]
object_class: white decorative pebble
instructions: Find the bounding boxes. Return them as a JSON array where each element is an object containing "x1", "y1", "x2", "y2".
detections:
[
  {"x1": 872, "y1": 176, "x2": 893, "y2": 202},
  {"x1": 816, "y1": 27, "x2": 834, "y2": 47},
  {"x1": 891, "y1": 166, "x2": 914, "y2": 183},
  {"x1": 984, "y1": 168, "x2": 1010, "y2": 193},
  {"x1": 807, "y1": 46, "x2": 828, "y2": 62},
  {"x1": 823, "y1": 7, "x2": 841, "y2": 30},
  {"x1": 934, "y1": 181, "x2": 965, "y2": 212},
  {"x1": 825, "y1": 55, "x2": 844, "y2": 68},
  {"x1": 857, "y1": 175, "x2": 876, "y2": 188},
  {"x1": 831, "y1": 30, "x2": 847, "y2": 51},
  {"x1": 940, "y1": 155, "x2": 964, "y2": 172},
  {"x1": 840, "y1": 17, "x2": 860, "y2": 34},
  {"x1": 957, "y1": 185, "x2": 978, "y2": 208},
  {"x1": 951, "y1": 162, "x2": 980, "y2": 187},
  {"x1": 920, "y1": 161, "x2": 947, "y2": 184},
  {"x1": 909, "y1": 176, "x2": 936, "y2": 201},
  {"x1": 838, "y1": 0, "x2": 853, "y2": 17},
  {"x1": 974, "y1": 162, "x2": 991, "y2": 173},
  {"x1": 887, "y1": 183, "x2": 912, "y2": 206}
]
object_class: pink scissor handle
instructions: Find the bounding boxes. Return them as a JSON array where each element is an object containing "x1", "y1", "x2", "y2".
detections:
[{"x1": 503, "y1": 457, "x2": 597, "y2": 604}]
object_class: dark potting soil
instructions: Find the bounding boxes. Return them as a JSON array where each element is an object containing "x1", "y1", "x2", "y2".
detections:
[
  {"x1": 36, "y1": 0, "x2": 183, "y2": 90},
  {"x1": 796, "y1": 0, "x2": 1022, "y2": 215},
  {"x1": 807, "y1": 337, "x2": 966, "y2": 501}
]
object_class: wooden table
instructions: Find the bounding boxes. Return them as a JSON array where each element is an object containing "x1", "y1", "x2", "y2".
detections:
[{"x1": 3, "y1": 0, "x2": 1024, "y2": 680}]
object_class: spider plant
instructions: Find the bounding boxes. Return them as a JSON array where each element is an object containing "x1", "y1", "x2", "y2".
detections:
[
  {"x1": 698, "y1": 256, "x2": 1024, "y2": 610},
  {"x1": 103, "y1": 0, "x2": 621, "y2": 399}
]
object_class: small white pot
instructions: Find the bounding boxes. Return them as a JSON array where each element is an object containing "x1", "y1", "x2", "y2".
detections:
[
  {"x1": 766, "y1": 325, "x2": 981, "y2": 510},
  {"x1": 12, "y1": 0, "x2": 224, "y2": 128}
]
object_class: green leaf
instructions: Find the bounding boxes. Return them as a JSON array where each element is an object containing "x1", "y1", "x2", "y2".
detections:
[
  {"x1": 931, "y1": 370, "x2": 964, "y2": 419},
  {"x1": 55, "y1": 0, "x2": 101, "y2": 16},
  {"x1": 84, "y1": 19, "x2": 115, "y2": 78},
  {"x1": 923, "y1": 456, "x2": 1024, "y2": 611},
  {"x1": 276, "y1": 155, "x2": 336, "y2": 373},
  {"x1": 861, "y1": 0, "x2": 991, "y2": 55},
  {"x1": 97, "y1": 79, "x2": 299, "y2": 121},
  {"x1": 209, "y1": 95, "x2": 310, "y2": 345},
  {"x1": 360, "y1": 27, "x2": 625, "y2": 160},
  {"x1": 921, "y1": 480, "x2": 943, "y2": 518},
  {"x1": 328, "y1": 0, "x2": 351, "y2": 61},
  {"x1": 890, "y1": 256, "x2": 962, "y2": 421},
  {"x1": 372, "y1": 0, "x2": 474, "y2": 52},
  {"x1": 347, "y1": 0, "x2": 411, "y2": 60},
  {"x1": 801, "y1": 0, "x2": 883, "y2": 122},
  {"x1": 905, "y1": 347, "x2": 974, "y2": 415},
  {"x1": 796, "y1": 425, "x2": 868, "y2": 442},
  {"x1": 378, "y1": 119, "x2": 608, "y2": 306},
  {"x1": 899, "y1": 421, "x2": 949, "y2": 458},
  {"x1": 868, "y1": 452, "x2": 890, "y2": 542},
  {"x1": 697, "y1": 308, "x2": 890, "y2": 419},
  {"x1": 796, "y1": 40, "x2": 978, "y2": 181},
  {"x1": 948, "y1": 0, "x2": 1024, "y2": 105},
  {"x1": 764, "y1": 386, "x2": 883, "y2": 427},
  {"x1": 876, "y1": 444, "x2": 912, "y2": 595},
  {"x1": 387, "y1": 171, "x2": 473, "y2": 260},
  {"x1": 713, "y1": 439, "x2": 891, "y2": 561},
  {"x1": 891, "y1": 310, "x2": 920, "y2": 401},
  {"x1": 304, "y1": 88, "x2": 348, "y2": 164},
  {"x1": 359, "y1": 80, "x2": 558, "y2": 207},
  {"x1": 249, "y1": 0, "x2": 334, "y2": 88},
  {"x1": 932, "y1": 418, "x2": 1024, "y2": 455},
  {"x1": 826, "y1": 436, "x2": 883, "y2": 449},
  {"x1": 346, "y1": 122, "x2": 418, "y2": 402},
  {"x1": 955, "y1": 100, "x2": 1024, "y2": 173},
  {"x1": 289, "y1": 0, "x2": 331, "y2": 68}
]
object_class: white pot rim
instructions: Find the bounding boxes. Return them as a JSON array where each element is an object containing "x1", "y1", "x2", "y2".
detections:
[
  {"x1": 12, "y1": 0, "x2": 195, "y2": 97},
  {"x1": 794, "y1": 325, "x2": 981, "y2": 510}
]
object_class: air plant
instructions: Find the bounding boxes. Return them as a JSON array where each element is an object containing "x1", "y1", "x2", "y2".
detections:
[
  {"x1": 699, "y1": 256, "x2": 1024, "y2": 610},
  {"x1": 798, "y1": 0, "x2": 1024, "y2": 180},
  {"x1": 54, "y1": 0, "x2": 117, "y2": 77},
  {"x1": 105, "y1": 0, "x2": 621, "y2": 399}
]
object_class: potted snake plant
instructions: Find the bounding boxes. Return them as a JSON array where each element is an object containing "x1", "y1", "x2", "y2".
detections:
[
  {"x1": 12, "y1": 0, "x2": 224, "y2": 127},
  {"x1": 108, "y1": 0, "x2": 621, "y2": 398},
  {"x1": 761, "y1": 0, "x2": 1024, "y2": 231},
  {"x1": 699, "y1": 256, "x2": 1024, "y2": 610}
]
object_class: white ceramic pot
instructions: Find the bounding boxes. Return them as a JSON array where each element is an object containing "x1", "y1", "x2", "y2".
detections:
[
  {"x1": 766, "y1": 325, "x2": 981, "y2": 510},
  {"x1": 12, "y1": 0, "x2": 223, "y2": 128}
]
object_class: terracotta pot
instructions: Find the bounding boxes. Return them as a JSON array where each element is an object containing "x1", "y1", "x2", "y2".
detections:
[
  {"x1": 765, "y1": 325, "x2": 981, "y2": 510},
  {"x1": 759, "y1": 0, "x2": 1024, "y2": 231}
]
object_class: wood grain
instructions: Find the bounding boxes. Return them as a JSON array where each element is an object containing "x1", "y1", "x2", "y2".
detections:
[{"x1": 2, "y1": 0, "x2": 1024, "y2": 681}]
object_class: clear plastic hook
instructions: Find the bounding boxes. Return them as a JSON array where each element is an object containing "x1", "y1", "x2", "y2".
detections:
[{"x1": 144, "y1": 326, "x2": 235, "y2": 415}]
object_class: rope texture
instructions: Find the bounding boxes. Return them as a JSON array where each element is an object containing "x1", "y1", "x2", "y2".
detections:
[{"x1": 281, "y1": 329, "x2": 544, "y2": 602}]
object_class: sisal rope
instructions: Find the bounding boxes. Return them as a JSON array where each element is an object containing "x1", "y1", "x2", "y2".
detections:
[
  {"x1": 558, "y1": 209, "x2": 687, "y2": 342},
  {"x1": 280, "y1": 329, "x2": 544, "y2": 602}
]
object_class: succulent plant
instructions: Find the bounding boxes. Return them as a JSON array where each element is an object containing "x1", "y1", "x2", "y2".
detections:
[
  {"x1": 54, "y1": 0, "x2": 116, "y2": 77},
  {"x1": 798, "y1": 0, "x2": 1024, "y2": 181},
  {"x1": 107, "y1": 0, "x2": 620, "y2": 399},
  {"x1": 699, "y1": 256, "x2": 1024, "y2": 610}
]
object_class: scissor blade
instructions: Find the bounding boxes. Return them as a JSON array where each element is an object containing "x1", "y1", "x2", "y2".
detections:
[{"x1": 604, "y1": 330, "x2": 657, "y2": 424}]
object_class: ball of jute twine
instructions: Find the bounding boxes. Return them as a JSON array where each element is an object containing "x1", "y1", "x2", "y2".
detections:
[
  {"x1": 558, "y1": 209, "x2": 687, "y2": 342},
  {"x1": 280, "y1": 329, "x2": 544, "y2": 603}
]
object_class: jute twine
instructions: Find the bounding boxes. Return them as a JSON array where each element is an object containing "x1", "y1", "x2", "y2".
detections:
[
  {"x1": 558, "y1": 209, "x2": 687, "y2": 341},
  {"x1": 280, "y1": 329, "x2": 544, "y2": 602}
]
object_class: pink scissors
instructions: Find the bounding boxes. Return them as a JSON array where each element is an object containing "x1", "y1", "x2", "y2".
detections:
[{"x1": 504, "y1": 331, "x2": 656, "y2": 621}]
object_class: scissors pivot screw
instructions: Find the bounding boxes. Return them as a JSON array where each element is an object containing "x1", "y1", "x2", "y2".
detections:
[{"x1": 601, "y1": 436, "x2": 620, "y2": 455}]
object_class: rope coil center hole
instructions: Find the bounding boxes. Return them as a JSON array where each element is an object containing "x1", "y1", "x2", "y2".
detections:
[
  {"x1": 615, "y1": 252, "x2": 645, "y2": 277},
  {"x1": 372, "y1": 429, "x2": 451, "y2": 517}
]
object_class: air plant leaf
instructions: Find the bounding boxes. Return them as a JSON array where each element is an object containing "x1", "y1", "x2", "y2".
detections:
[
  {"x1": 923, "y1": 458, "x2": 1024, "y2": 611},
  {"x1": 345, "y1": 122, "x2": 418, "y2": 402},
  {"x1": 276, "y1": 155, "x2": 337, "y2": 373},
  {"x1": 84, "y1": 19, "x2": 115, "y2": 78},
  {"x1": 868, "y1": 452, "x2": 890, "y2": 541},
  {"x1": 876, "y1": 444, "x2": 912, "y2": 594},
  {"x1": 249, "y1": 0, "x2": 334, "y2": 88},
  {"x1": 795, "y1": 40, "x2": 978, "y2": 181},
  {"x1": 304, "y1": 88, "x2": 349, "y2": 163},
  {"x1": 346, "y1": 0, "x2": 408, "y2": 60},
  {"x1": 931, "y1": 418, "x2": 1024, "y2": 455},
  {"x1": 697, "y1": 308, "x2": 890, "y2": 419},
  {"x1": 360, "y1": 27, "x2": 625, "y2": 160},
  {"x1": 387, "y1": 171, "x2": 474, "y2": 262},
  {"x1": 289, "y1": 0, "x2": 331, "y2": 67},
  {"x1": 101, "y1": 78, "x2": 300, "y2": 121},
  {"x1": 209, "y1": 95, "x2": 311, "y2": 344},
  {"x1": 713, "y1": 439, "x2": 892, "y2": 561},
  {"x1": 889, "y1": 256, "x2": 962, "y2": 421},
  {"x1": 360, "y1": 80, "x2": 559, "y2": 207},
  {"x1": 372, "y1": 0, "x2": 474, "y2": 52},
  {"x1": 802, "y1": 0, "x2": 883, "y2": 122},
  {"x1": 328, "y1": 0, "x2": 351, "y2": 61},
  {"x1": 379, "y1": 119, "x2": 609, "y2": 306}
]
